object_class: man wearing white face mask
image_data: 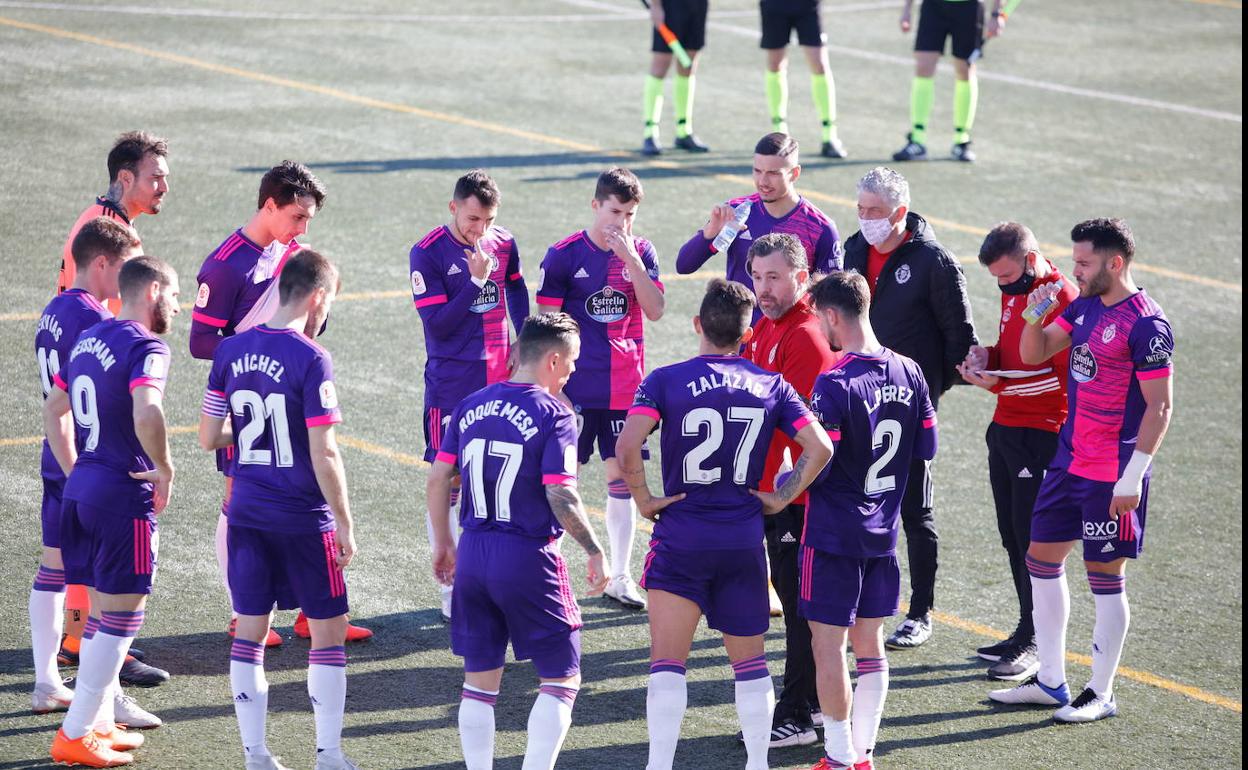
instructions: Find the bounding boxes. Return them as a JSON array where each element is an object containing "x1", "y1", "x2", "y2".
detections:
[{"x1": 841, "y1": 167, "x2": 977, "y2": 650}]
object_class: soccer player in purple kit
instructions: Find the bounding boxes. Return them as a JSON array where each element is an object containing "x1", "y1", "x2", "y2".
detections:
[
  {"x1": 426, "y1": 312, "x2": 609, "y2": 770},
  {"x1": 616, "y1": 278, "x2": 833, "y2": 770},
  {"x1": 800, "y1": 272, "x2": 938, "y2": 770},
  {"x1": 676, "y1": 133, "x2": 841, "y2": 320},
  {"x1": 410, "y1": 169, "x2": 529, "y2": 622},
  {"x1": 990, "y1": 219, "x2": 1175, "y2": 724},
  {"x1": 198, "y1": 249, "x2": 361, "y2": 770},
  {"x1": 43, "y1": 256, "x2": 181, "y2": 767},
  {"x1": 32, "y1": 218, "x2": 140, "y2": 716},
  {"x1": 536, "y1": 167, "x2": 665, "y2": 611}
]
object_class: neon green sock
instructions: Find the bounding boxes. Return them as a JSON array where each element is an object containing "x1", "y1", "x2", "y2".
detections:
[
  {"x1": 810, "y1": 73, "x2": 838, "y2": 142},
  {"x1": 954, "y1": 77, "x2": 978, "y2": 144},
  {"x1": 910, "y1": 76, "x2": 935, "y2": 145},
  {"x1": 765, "y1": 70, "x2": 789, "y2": 133},
  {"x1": 674, "y1": 74, "x2": 694, "y2": 138},
  {"x1": 643, "y1": 75, "x2": 664, "y2": 139}
]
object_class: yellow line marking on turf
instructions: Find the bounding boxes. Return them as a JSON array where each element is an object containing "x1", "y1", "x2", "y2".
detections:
[{"x1": 0, "y1": 15, "x2": 1239, "y2": 296}]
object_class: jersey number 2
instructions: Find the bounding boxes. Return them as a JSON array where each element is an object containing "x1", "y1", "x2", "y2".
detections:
[{"x1": 865, "y1": 418, "x2": 902, "y2": 494}]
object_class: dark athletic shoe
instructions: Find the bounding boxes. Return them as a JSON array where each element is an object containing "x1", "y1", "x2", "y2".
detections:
[
  {"x1": 641, "y1": 136, "x2": 663, "y2": 156},
  {"x1": 820, "y1": 138, "x2": 848, "y2": 159},
  {"x1": 988, "y1": 643, "x2": 1040, "y2": 681},
  {"x1": 951, "y1": 141, "x2": 977, "y2": 162},
  {"x1": 674, "y1": 133, "x2": 710, "y2": 152},
  {"x1": 118, "y1": 657, "x2": 170, "y2": 688},
  {"x1": 885, "y1": 615, "x2": 933, "y2": 649},
  {"x1": 892, "y1": 133, "x2": 928, "y2": 162}
]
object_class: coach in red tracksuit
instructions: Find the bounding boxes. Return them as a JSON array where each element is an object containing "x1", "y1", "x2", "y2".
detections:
[{"x1": 959, "y1": 222, "x2": 1078, "y2": 681}]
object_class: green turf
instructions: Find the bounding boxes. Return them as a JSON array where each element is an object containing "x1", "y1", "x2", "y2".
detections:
[{"x1": 0, "y1": 0, "x2": 1241, "y2": 767}]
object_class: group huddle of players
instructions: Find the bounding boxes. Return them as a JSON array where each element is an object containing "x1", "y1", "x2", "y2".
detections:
[{"x1": 29, "y1": 128, "x2": 1173, "y2": 770}]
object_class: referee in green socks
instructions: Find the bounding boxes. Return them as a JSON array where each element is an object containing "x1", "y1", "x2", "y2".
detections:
[
  {"x1": 759, "y1": 0, "x2": 847, "y2": 159},
  {"x1": 893, "y1": 0, "x2": 1021, "y2": 163},
  {"x1": 642, "y1": 0, "x2": 711, "y2": 156}
]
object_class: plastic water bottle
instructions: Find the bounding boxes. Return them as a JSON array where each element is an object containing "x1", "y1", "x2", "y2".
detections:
[
  {"x1": 712, "y1": 201, "x2": 752, "y2": 252},
  {"x1": 1023, "y1": 279, "x2": 1063, "y2": 325}
]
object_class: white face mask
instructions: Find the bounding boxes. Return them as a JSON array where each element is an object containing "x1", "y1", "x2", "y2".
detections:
[{"x1": 858, "y1": 215, "x2": 896, "y2": 246}]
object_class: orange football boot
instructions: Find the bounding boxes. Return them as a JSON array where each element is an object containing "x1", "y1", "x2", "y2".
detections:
[
  {"x1": 50, "y1": 728, "x2": 133, "y2": 767},
  {"x1": 95, "y1": 727, "x2": 145, "y2": 751},
  {"x1": 293, "y1": 612, "x2": 373, "y2": 642}
]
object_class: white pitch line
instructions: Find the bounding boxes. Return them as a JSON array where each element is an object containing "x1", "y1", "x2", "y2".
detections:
[{"x1": 0, "y1": 1, "x2": 636, "y2": 23}]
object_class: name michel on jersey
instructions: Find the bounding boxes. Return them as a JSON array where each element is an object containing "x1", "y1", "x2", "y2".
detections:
[
  {"x1": 70, "y1": 336, "x2": 116, "y2": 370},
  {"x1": 230, "y1": 354, "x2": 286, "y2": 383},
  {"x1": 865, "y1": 384, "x2": 915, "y2": 414},
  {"x1": 459, "y1": 399, "x2": 540, "y2": 441},
  {"x1": 687, "y1": 372, "x2": 767, "y2": 399}
]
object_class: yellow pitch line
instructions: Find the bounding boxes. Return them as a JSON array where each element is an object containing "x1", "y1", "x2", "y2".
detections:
[{"x1": 0, "y1": 15, "x2": 1239, "y2": 295}]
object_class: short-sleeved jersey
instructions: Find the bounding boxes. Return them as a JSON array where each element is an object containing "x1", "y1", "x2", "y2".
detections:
[
  {"x1": 410, "y1": 225, "x2": 526, "y2": 408},
  {"x1": 193, "y1": 230, "x2": 296, "y2": 338},
  {"x1": 203, "y1": 326, "x2": 343, "y2": 533},
  {"x1": 436, "y1": 382, "x2": 579, "y2": 541},
  {"x1": 629, "y1": 355, "x2": 815, "y2": 550},
  {"x1": 804, "y1": 349, "x2": 938, "y2": 558},
  {"x1": 1051, "y1": 290, "x2": 1174, "y2": 482},
  {"x1": 54, "y1": 319, "x2": 172, "y2": 516},
  {"x1": 535, "y1": 231, "x2": 664, "y2": 410},
  {"x1": 58, "y1": 198, "x2": 135, "y2": 315},
  {"x1": 36, "y1": 289, "x2": 114, "y2": 484}
]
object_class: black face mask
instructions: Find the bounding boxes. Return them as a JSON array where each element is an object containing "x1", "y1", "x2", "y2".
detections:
[{"x1": 999, "y1": 268, "x2": 1036, "y2": 295}]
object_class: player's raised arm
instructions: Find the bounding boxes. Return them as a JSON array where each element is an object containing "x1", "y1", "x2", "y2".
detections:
[
  {"x1": 42, "y1": 383, "x2": 75, "y2": 477},
  {"x1": 1019, "y1": 282, "x2": 1072, "y2": 365},
  {"x1": 610, "y1": 232, "x2": 666, "y2": 321},
  {"x1": 309, "y1": 424, "x2": 356, "y2": 569},
  {"x1": 675, "y1": 203, "x2": 734, "y2": 274}
]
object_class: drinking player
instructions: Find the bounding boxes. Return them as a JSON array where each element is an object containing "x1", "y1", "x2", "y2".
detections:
[
  {"x1": 427, "y1": 312, "x2": 609, "y2": 770},
  {"x1": 616, "y1": 278, "x2": 833, "y2": 770},
  {"x1": 198, "y1": 249, "x2": 360, "y2": 770}
]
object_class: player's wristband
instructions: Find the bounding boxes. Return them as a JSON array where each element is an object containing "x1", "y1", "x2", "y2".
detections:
[
  {"x1": 470, "y1": 275, "x2": 487, "y2": 288},
  {"x1": 1112, "y1": 450, "x2": 1152, "y2": 497}
]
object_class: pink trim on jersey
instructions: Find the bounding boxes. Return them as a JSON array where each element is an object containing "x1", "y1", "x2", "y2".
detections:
[
  {"x1": 828, "y1": 430, "x2": 842, "y2": 442},
  {"x1": 923, "y1": 417, "x2": 937, "y2": 429},
  {"x1": 542, "y1": 474, "x2": 577, "y2": 486},
  {"x1": 792, "y1": 413, "x2": 816, "y2": 432},
  {"x1": 435, "y1": 450, "x2": 457, "y2": 465},
  {"x1": 414, "y1": 294, "x2": 448, "y2": 308},
  {"x1": 321, "y1": 531, "x2": 346, "y2": 597},
  {"x1": 192, "y1": 310, "x2": 228, "y2": 328},
  {"x1": 535, "y1": 295, "x2": 563, "y2": 307},
  {"x1": 606, "y1": 254, "x2": 645, "y2": 410},
  {"x1": 1136, "y1": 366, "x2": 1172, "y2": 381},
  {"x1": 552, "y1": 231, "x2": 584, "y2": 251},
  {"x1": 213, "y1": 233, "x2": 243, "y2": 260},
  {"x1": 628, "y1": 405, "x2": 661, "y2": 421},
  {"x1": 508, "y1": 272, "x2": 522, "y2": 281},
  {"x1": 129, "y1": 377, "x2": 164, "y2": 394},
  {"x1": 1055, "y1": 316, "x2": 1074, "y2": 333},
  {"x1": 53, "y1": 372, "x2": 68, "y2": 391},
  {"x1": 417, "y1": 226, "x2": 448, "y2": 249},
  {"x1": 305, "y1": 414, "x2": 341, "y2": 427},
  {"x1": 553, "y1": 550, "x2": 582, "y2": 628}
]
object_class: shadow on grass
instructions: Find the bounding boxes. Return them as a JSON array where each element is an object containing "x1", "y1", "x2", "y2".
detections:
[{"x1": 396, "y1": 733, "x2": 744, "y2": 770}]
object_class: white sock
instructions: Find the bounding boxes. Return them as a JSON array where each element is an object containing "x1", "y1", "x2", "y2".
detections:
[
  {"x1": 522, "y1": 684, "x2": 578, "y2": 770},
  {"x1": 91, "y1": 682, "x2": 119, "y2": 735},
  {"x1": 63, "y1": 616, "x2": 138, "y2": 739},
  {"x1": 216, "y1": 510, "x2": 231, "y2": 594},
  {"x1": 852, "y1": 658, "x2": 889, "y2": 760},
  {"x1": 1027, "y1": 555, "x2": 1070, "y2": 688},
  {"x1": 459, "y1": 685, "x2": 498, "y2": 770},
  {"x1": 606, "y1": 481, "x2": 636, "y2": 580},
  {"x1": 734, "y1": 675, "x2": 776, "y2": 770},
  {"x1": 230, "y1": 639, "x2": 269, "y2": 757},
  {"x1": 307, "y1": 646, "x2": 347, "y2": 757},
  {"x1": 29, "y1": 570, "x2": 66, "y2": 687},
  {"x1": 1088, "y1": 573, "x2": 1129, "y2": 698},
  {"x1": 823, "y1": 717, "x2": 857, "y2": 766},
  {"x1": 646, "y1": 668, "x2": 687, "y2": 770}
]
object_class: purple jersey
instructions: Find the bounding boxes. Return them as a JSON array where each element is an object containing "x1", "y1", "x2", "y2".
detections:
[
  {"x1": 535, "y1": 231, "x2": 664, "y2": 410},
  {"x1": 804, "y1": 349, "x2": 938, "y2": 558},
  {"x1": 36, "y1": 289, "x2": 112, "y2": 484},
  {"x1": 436, "y1": 382, "x2": 579, "y2": 541},
  {"x1": 410, "y1": 225, "x2": 529, "y2": 409},
  {"x1": 203, "y1": 326, "x2": 343, "y2": 533},
  {"x1": 676, "y1": 193, "x2": 842, "y2": 300},
  {"x1": 629, "y1": 355, "x2": 815, "y2": 550},
  {"x1": 192, "y1": 230, "x2": 301, "y2": 351},
  {"x1": 54, "y1": 319, "x2": 172, "y2": 515},
  {"x1": 1051, "y1": 291, "x2": 1174, "y2": 482}
]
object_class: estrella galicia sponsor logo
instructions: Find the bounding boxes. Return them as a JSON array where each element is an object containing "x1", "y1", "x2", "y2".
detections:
[
  {"x1": 470, "y1": 280, "x2": 501, "y2": 313},
  {"x1": 1070, "y1": 343, "x2": 1097, "y2": 383},
  {"x1": 585, "y1": 285, "x2": 628, "y2": 323}
]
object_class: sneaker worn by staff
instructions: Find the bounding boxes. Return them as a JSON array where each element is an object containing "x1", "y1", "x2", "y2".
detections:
[
  {"x1": 315, "y1": 749, "x2": 361, "y2": 769},
  {"x1": 118, "y1": 656, "x2": 169, "y2": 687},
  {"x1": 246, "y1": 754, "x2": 293, "y2": 770},
  {"x1": 987, "y1": 642, "x2": 1040, "y2": 681},
  {"x1": 770, "y1": 718, "x2": 819, "y2": 748},
  {"x1": 604, "y1": 575, "x2": 646, "y2": 609},
  {"x1": 113, "y1": 690, "x2": 163, "y2": 729},
  {"x1": 988, "y1": 674, "x2": 1071, "y2": 707},
  {"x1": 885, "y1": 614, "x2": 932, "y2": 649},
  {"x1": 1053, "y1": 687, "x2": 1117, "y2": 723}
]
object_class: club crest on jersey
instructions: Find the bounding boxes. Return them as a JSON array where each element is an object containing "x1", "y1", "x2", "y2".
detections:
[
  {"x1": 1070, "y1": 343, "x2": 1097, "y2": 383},
  {"x1": 1101, "y1": 323, "x2": 1117, "y2": 344},
  {"x1": 621, "y1": 267, "x2": 631, "y2": 282},
  {"x1": 410, "y1": 270, "x2": 427, "y2": 296},
  {"x1": 1002, "y1": 307, "x2": 1012, "y2": 323},
  {"x1": 895, "y1": 265, "x2": 911, "y2": 284},
  {"x1": 586, "y1": 285, "x2": 628, "y2": 323},
  {"x1": 768, "y1": 344, "x2": 778, "y2": 364},
  {"x1": 195, "y1": 283, "x2": 211, "y2": 308},
  {"x1": 470, "y1": 280, "x2": 501, "y2": 314},
  {"x1": 319, "y1": 381, "x2": 338, "y2": 410}
]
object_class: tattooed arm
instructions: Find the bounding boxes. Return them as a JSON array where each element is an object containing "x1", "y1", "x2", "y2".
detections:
[
  {"x1": 751, "y1": 421, "x2": 833, "y2": 515},
  {"x1": 546, "y1": 483, "x2": 610, "y2": 595}
]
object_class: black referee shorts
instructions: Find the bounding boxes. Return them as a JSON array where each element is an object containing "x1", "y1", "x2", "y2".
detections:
[
  {"x1": 651, "y1": 0, "x2": 709, "y2": 54},
  {"x1": 760, "y1": 0, "x2": 825, "y2": 49},
  {"x1": 914, "y1": 0, "x2": 984, "y2": 61}
]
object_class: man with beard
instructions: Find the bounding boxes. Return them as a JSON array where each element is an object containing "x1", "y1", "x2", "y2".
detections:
[
  {"x1": 990, "y1": 218, "x2": 1175, "y2": 724},
  {"x1": 44, "y1": 256, "x2": 180, "y2": 767}
]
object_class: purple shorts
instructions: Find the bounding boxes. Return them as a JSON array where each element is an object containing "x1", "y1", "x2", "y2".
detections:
[
  {"x1": 228, "y1": 525, "x2": 349, "y2": 620},
  {"x1": 575, "y1": 407, "x2": 648, "y2": 465},
  {"x1": 423, "y1": 404, "x2": 455, "y2": 464},
  {"x1": 640, "y1": 539, "x2": 769, "y2": 637},
  {"x1": 1031, "y1": 468, "x2": 1148, "y2": 562},
  {"x1": 60, "y1": 500, "x2": 157, "y2": 595},
  {"x1": 452, "y1": 530, "x2": 583, "y2": 678},
  {"x1": 41, "y1": 477, "x2": 65, "y2": 549},
  {"x1": 798, "y1": 546, "x2": 900, "y2": 627}
]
